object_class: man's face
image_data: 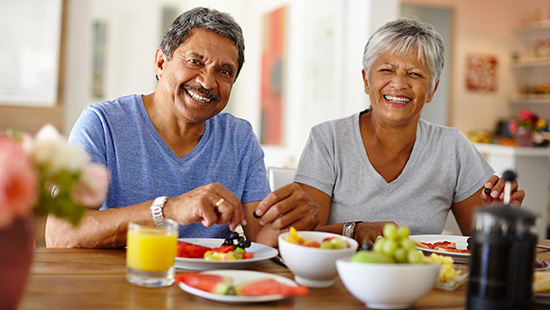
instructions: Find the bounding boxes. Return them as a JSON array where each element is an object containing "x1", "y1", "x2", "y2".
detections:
[{"x1": 155, "y1": 28, "x2": 239, "y2": 124}]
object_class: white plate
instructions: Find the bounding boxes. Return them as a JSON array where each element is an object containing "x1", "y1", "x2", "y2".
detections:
[
  {"x1": 409, "y1": 234, "x2": 470, "y2": 264},
  {"x1": 178, "y1": 269, "x2": 298, "y2": 303},
  {"x1": 175, "y1": 238, "x2": 278, "y2": 270}
]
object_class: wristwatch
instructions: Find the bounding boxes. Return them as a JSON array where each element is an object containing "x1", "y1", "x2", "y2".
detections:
[
  {"x1": 150, "y1": 196, "x2": 168, "y2": 228},
  {"x1": 342, "y1": 221, "x2": 362, "y2": 238}
]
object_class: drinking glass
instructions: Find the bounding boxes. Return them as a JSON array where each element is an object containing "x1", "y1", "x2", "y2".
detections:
[{"x1": 126, "y1": 219, "x2": 178, "y2": 287}]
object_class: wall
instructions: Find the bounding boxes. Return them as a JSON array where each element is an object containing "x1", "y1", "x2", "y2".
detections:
[
  {"x1": 62, "y1": 0, "x2": 398, "y2": 168},
  {"x1": 0, "y1": 0, "x2": 66, "y2": 134},
  {"x1": 401, "y1": 0, "x2": 550, "y2": 134},
  {"x1": 6, "y1": 1, "x2": 547, "y2": 155}
]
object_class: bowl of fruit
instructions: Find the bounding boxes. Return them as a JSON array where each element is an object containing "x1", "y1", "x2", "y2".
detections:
[
  {"x1": 336, "y1": 224, "x2": 440, "y2": 309},
  {"x1": 278, "y1": 228, "x2": 358, "y2": 288}
]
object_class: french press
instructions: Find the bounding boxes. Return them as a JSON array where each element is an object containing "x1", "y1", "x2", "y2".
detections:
[{"x1": 467, "y1": 170, "x2": 537, "y2": 310}]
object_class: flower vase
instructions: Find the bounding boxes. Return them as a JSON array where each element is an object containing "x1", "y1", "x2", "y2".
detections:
[
  {"x1": 515, "y1": 127, "x2": 534, "y2": 147},
  {"x1": 0, "y1": 217, "x2": 35, "y2": 310}
]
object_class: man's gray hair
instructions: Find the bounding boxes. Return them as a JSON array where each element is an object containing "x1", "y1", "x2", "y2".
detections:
[{"x1": 159, "y1": 7, "x2": 245, "y2": 79}]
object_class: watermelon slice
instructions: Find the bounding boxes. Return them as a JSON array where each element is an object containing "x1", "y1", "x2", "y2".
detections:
[
  {"x1": 176, "y1": 273, "x2": 233, "y2": 295},
  {"x1": 177, "y1": 241, "x2": 211, "y2": 258},
  {"x1": 233, "y1": 278, "x2": 308, "y2": 297}
]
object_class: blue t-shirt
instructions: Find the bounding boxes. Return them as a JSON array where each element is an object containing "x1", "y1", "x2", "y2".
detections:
[{"x1": 69, "y1": 94, "x2": 271, "y2": 238}]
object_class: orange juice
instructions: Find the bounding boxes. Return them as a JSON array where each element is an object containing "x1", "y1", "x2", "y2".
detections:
[{"x1": 127, "y1": 226, "x2": 178, "y2": 272}]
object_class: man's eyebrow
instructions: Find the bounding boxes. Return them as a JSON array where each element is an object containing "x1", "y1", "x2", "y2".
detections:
[
  {"x1": 188, "y1": 52, "x2": 204, "y2": 59},
  {"x1": 186, "y1": 51, "x2": 237, "y2": 73},
  {"x1": 220, "y1": 63, "x2": 236, "y2": 73}
]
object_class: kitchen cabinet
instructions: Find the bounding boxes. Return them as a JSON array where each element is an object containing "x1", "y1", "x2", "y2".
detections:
[{"x1": 510, "y1": 21, "x2": 550, "y2": 112}]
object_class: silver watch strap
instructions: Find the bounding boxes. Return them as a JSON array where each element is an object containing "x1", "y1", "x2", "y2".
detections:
[{"x1": 150, "y1": 196, "x2": 168, "y2": 228}]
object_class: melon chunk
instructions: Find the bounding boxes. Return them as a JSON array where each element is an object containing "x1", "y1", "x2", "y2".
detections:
[
  {"x1": 176, "y1": 273, "x2": 233, "y2": 295},
  {"x1": 233, "y1": 278, "x2": 308, "y2": 297}
]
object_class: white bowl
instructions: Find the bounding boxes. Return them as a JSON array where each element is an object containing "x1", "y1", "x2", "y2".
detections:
[
  {"x1": 278, "y1": 231, "x2": 358, "y2": 288},
  {"x1": 336, "y1": 257, "x2": 440, "y2": 309}
]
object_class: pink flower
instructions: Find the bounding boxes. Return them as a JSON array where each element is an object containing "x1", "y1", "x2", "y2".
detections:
[
  {"x1": 0, "y1": 137, "x2": 38, "y2": 229},
  {"x1": 518, "y1": 108, "x2": 538, "y2": 124},
  {"x1": 71, "y1": 163, "x2": 110, "y2": 208}
]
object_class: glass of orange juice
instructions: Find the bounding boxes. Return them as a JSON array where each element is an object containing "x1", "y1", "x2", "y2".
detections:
[{"x1": 126, "y1": 219, "x2": 178, "y2": 287}]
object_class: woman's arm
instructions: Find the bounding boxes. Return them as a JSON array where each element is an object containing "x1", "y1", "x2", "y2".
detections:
[{"x1": 298, "y1": 183, "x2": 393, "y2": 244}]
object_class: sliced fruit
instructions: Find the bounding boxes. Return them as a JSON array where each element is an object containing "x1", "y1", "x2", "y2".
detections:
[
  {"x1": 177, "y1": 241, "x2": 211, "y2": 258},
  {"x1": 320, "y1": 236, "x2": 347, "y2": 249},
  {"x1": 204, "y1": 251, "x2": 240, "y2": 260},
  {"x1": 211, "y1": 245, "x2": 234, "y2": 253},
  {"x1": 175, "y1": 273, "x2": 233, "y2": 295},
  {"x1": 234, "y1": 278, "x2": 308, "y2": 297},
  {"x1": 302, "y1": 240, "x2": 321, "y2": 248},
  {"x1": 284, "y1": 227, "x2": 304, "y2": 245},
  {"x1": 242, "y1": 252, "x2": 255, "y2": 259}
]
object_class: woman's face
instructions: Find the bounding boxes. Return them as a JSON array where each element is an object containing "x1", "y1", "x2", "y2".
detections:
[{"x1": 363, "y1": 50, "x2": 438, "y2": 126}]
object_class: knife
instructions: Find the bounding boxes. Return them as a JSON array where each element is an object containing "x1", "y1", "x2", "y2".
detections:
[{"x1": 536, "y1": 245, "x2": 550, "y2": 250}]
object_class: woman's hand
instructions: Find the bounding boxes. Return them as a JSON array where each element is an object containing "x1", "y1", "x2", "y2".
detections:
[
  {"x1": 481, "y1": 175, "x2": 525, "y2": 206},
  {"x1": 163, "y1": 182, "x2": 246, "y2": 231},
  {"x1": 355, "y1": 221, "x2": 396, "y2": 245}
]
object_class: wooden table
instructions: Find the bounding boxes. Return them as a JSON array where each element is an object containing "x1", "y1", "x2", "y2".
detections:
[{"x1": 19, "y1": 240, "x2": 550, "y2": 310}]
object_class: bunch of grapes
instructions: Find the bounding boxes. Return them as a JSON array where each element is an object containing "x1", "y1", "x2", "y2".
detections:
[
  {"x1": 222, "y1": 231, "x2": 252, "y2": 250},
  {"x1": 352, "y1": 224, "x2": 425, "y2": 264}
]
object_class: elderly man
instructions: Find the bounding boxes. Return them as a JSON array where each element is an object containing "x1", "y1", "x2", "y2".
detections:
[{"x1": 46, "y1": 7, "x2": 318, "y2": 248}]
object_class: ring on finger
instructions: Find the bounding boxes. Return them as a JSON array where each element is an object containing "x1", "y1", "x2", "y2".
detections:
[{"x1": 215, "y1": 198, "x2": 225, "y2": 207}]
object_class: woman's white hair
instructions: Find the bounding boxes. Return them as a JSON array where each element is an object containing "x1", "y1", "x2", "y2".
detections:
[{"x1": 362, "y1": 18, "x2": 445, "y2": 91}]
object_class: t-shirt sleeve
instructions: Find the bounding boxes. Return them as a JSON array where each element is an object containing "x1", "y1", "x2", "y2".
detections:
[
  {"x1": 295, "y1": 125, "x2": 336, "y2": 196},
  {"x1": 241, "y1": 130, "x2": 271, "y2": 204},
  {"x1": 453, "y1": 130, "x2": 495, "y2": 203},
  {"x1": 68, "y1": 107, "x2": 108, "y2": 167}
]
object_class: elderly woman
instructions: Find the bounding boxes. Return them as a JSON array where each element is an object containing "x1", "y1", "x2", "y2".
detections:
[{"x1": 285, "y1": 19, "x2": 524, "y2": 243}]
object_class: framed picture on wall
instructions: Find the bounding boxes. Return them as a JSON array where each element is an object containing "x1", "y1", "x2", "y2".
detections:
[
  {"x1": 260, "y1": 6, "x2": 287, "y2": 145},
  {"x1": 0, "y1": 0, "x2": 62, "y2": 107}
]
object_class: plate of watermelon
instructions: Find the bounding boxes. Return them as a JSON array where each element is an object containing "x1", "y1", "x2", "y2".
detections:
[
  {"x1": 175, "y1": 238, "x2": 278, "y2": 270},
  {"x1": 176, "y1": 270, "x2": 308, "y2": 303}
]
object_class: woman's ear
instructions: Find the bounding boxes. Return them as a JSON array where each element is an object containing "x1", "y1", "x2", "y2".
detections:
[
  {"x1": 362, "y1": 69, "x2": 370, "y2": 94},
  {"x1": 426, "y1": 80, "x2": 440, "y2": 103}
]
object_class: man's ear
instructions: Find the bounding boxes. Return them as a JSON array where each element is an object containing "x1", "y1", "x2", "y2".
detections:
[{"x1": 154, "y1": 49, "x2": 167, "y2": 79}]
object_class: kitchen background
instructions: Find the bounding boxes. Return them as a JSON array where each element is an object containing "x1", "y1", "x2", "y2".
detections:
[{"x1": 1, "y1": 0, "x2": 549, "y2": 243}]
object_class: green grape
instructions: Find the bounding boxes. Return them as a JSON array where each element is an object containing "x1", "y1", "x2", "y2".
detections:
[
  {"x1": 373, "y1": 237, "x2": 385, "y2": 253},
  {"x1": 383, "y1": 224, "x2": 398, "y2": 240},
  {"x1": 382, "y1": 239, "x2": 398, "y2": 257},
  {"x1": 400, "y1": 238, "x2": 417, "y2": 251},
  {"x1": 396, "y1": 226, "x2": 410, "y2": 239},
  {"x1": 351, "y1": 250, "x2": 395, "y2": 264},
  {"x1": 394, "y1": 247, "x2": 407, "y2": 263},
  {"x1": 407, "y1": 249, "x2": 424, "y2": 264}
]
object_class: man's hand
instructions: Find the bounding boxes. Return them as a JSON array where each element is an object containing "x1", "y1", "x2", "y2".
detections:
[{"x1": 164, "y1": 182, "x2": 246, "y2": 231}]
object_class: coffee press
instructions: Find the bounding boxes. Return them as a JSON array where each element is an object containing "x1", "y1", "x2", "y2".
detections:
[{"x1": 467, "y1": 170, "x2": 537, "y2": 310}]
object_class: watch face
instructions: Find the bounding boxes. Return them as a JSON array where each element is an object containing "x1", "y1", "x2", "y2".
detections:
[{"x1": 343, "y1": 223, "x2": 355, "y2": 238}]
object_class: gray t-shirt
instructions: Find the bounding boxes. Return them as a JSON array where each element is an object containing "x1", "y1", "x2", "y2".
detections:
[{"x1": 294, "y1": 111, "x2": 494, "y2": 235}]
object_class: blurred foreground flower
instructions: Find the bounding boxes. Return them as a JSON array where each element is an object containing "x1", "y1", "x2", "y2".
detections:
[{"x1": 0, "y1": 124, "x2": 109, "y2": 229}]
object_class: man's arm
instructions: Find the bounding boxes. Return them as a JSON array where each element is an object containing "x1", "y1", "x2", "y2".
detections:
[
  {"x1": 45, "y1": 200, "x2": 153, "y2": 248},
  {"x1": 46, "y1": 183, "x2": 246, "y2": 248}
]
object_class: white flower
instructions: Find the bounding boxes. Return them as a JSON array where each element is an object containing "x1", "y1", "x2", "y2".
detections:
[{"x1": 25, "y1": 124, "x2": 89, "y2": 174}]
